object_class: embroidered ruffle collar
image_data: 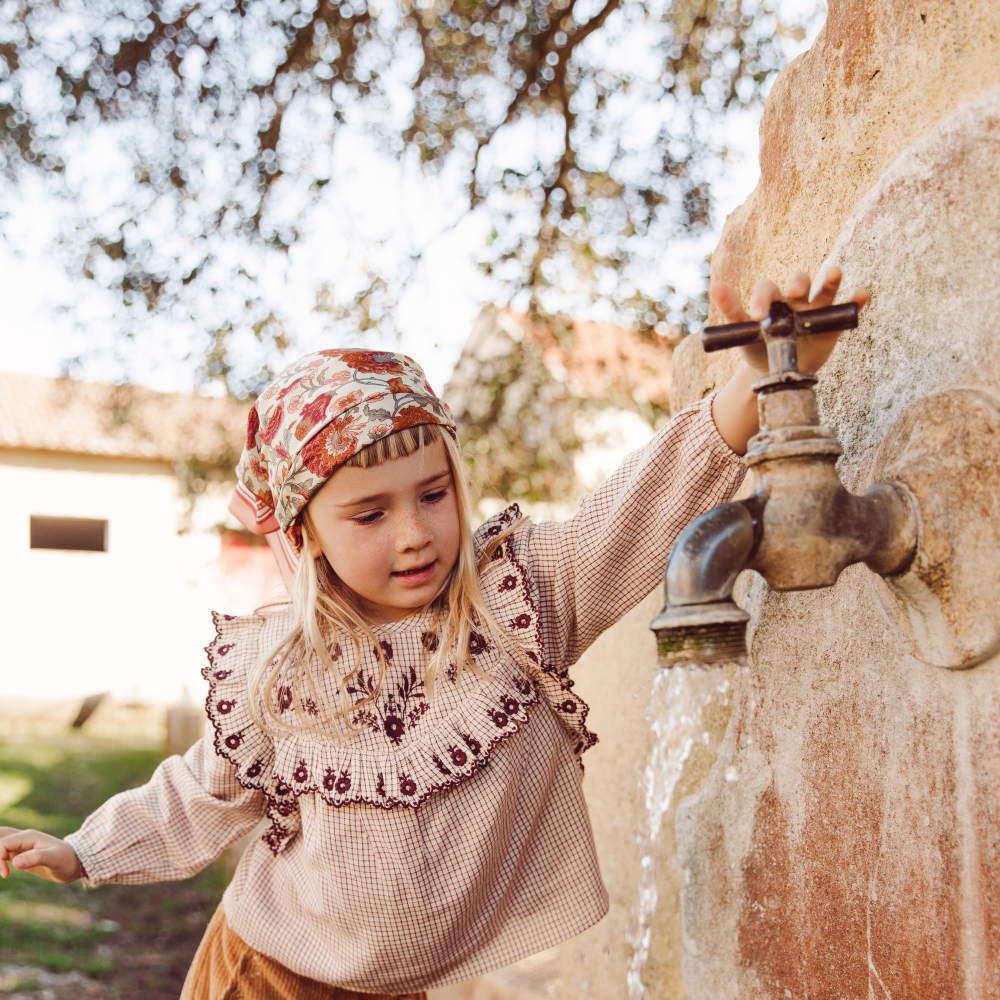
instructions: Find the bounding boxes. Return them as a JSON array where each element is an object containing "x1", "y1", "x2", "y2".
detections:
[{"x1": 203, "y1": 505, "x2": 597, "y2": 853}]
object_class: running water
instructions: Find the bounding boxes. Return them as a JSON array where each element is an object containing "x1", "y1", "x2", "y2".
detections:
[{"x1": 625, "y1": 665, "x2": 735, "y2": 999}]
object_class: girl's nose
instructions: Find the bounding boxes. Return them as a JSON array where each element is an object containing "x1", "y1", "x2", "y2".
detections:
[{"x1": 396, "y1": 509, "x2": 432, "y2": 552}]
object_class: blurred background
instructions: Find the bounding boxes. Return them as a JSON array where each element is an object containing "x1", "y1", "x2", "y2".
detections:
[{"x1": 0, "y1": 1, "x2": 823, "y2": 996}]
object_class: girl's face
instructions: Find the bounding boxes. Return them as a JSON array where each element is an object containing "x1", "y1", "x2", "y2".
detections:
[{"x1": 306, "y1": 438, "x2": 461, "y2": 624}]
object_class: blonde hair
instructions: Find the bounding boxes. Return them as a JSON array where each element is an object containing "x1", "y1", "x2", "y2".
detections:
[{"x1": 248, "y1": 423, "x2": 529, "y2": 739}]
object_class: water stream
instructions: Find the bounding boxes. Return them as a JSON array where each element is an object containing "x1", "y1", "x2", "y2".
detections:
[{"x1": 625, "y1": 664, "x2": 737, "y2": 998}]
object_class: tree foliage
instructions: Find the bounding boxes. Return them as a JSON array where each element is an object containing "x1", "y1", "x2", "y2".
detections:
[{"x1": 0, "y1": 0, "x2": 801, "y2": 397}]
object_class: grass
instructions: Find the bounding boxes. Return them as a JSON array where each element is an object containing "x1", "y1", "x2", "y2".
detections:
[{"x1": 0, "y1": 733, "x2": 231, "y2": 996}]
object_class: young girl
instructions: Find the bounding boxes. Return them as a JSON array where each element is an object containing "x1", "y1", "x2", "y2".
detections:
[{"x1": 0, "y1": 272, "x2": 864, "y2": 998}]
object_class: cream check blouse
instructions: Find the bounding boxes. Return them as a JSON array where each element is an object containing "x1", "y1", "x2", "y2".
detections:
[{"x1": 65, "y1": 395, "x2": 744, "y2": 993}]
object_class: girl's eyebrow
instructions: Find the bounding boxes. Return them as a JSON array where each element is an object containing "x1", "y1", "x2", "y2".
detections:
[{"x1": 337, "y1": 468, "x2": 452, "y2": 508}]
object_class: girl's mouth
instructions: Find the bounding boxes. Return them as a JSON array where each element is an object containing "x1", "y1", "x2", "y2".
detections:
[{"x1": 391, "y1": 560, "x2": 437, "y2": 586}]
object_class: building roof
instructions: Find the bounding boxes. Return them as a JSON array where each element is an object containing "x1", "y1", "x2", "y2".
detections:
[
  {"x1": 449, "y1": 307, "x2": 674, "y2": 411},
  {"x1": 0, "y1": 370, "x2": 248, "y2": 463}
]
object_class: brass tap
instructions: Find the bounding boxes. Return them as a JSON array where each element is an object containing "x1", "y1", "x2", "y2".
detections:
[{"x1": 650, "y1": 300, "x2": 918, "y2": 668}]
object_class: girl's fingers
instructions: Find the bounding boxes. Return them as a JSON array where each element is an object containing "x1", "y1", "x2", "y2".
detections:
[
  {"x1": 809, "y1": 266, "x2": 843, "y2": 306},
  {"x1": 785, "y1": 271, "x2": 811, "y2": 306},
  {"x1": 709, "y1": 281, "x2": 750, "y2": 323},
  {"x1": 748, "y1": 278, "x2": 781, "y2": 321}
]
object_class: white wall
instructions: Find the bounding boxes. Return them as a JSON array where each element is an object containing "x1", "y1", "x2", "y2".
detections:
[{"x1": 0, "y1": 450, "x2": 258, "y2": 704}]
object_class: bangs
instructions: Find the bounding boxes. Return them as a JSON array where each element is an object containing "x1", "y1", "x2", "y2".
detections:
[{"x1": 345, "y1": 423, "x2": 442, "y2": 470}]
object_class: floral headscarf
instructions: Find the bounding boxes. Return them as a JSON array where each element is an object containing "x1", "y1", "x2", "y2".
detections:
[{"x1": 228, "y1": 349, "x2": 457, "y2": 588}]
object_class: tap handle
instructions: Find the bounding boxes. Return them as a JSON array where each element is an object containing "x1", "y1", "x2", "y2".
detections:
[{"x1": 702, "y1": 301, "x2": 859, "y2": 353}]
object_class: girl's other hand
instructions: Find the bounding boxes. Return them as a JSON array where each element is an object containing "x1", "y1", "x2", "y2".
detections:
[
  {"x1": 0, "y1": 827, "x2": 84, "y2": 883},
  {"x1": 709, "y1": 267, "x2": 870, "y2": 376}
]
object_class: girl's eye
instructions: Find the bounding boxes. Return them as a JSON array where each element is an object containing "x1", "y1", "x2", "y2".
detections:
[
  {"x1": 423, "y1": 488, "x2": 448, "y2": 504},
  {"x1": 353, "y1": 511, "x2": 382, "y2": 525}
]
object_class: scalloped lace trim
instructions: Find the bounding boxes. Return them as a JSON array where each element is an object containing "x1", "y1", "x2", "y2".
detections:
[{"x1": 202, "y1": 503, "x2": 597, "y2": 854}]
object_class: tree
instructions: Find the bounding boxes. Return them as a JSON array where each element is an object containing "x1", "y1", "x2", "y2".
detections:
[{"x1": 0, "y1": 0, "x2": 803, "y2": 398}]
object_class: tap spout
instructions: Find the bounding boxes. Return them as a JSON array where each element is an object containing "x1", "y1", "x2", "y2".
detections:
[{"x1": 650, "y1": 499, "x2": 762, "y2": 667}]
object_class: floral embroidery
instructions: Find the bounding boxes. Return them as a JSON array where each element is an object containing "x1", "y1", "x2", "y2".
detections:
[
  {"x1": 561, "y1": 699, "x2": 577, "y2": 713},
  {"x1": 323, "y1": 767, "x2": 337, "y2": 791},
  {"x1": 449, "y1": 746, "x2": 468, "y2": 766},
  {"x1": 277, "y1": 686, "x2": 293, "y2": 712},
  {"x1": 348, "y1": 664, "x2": 429, "y2": 746},
  {"x1": 247, "y1": 760, "x2": 263, "y2": 779},
  {"x1": 213, "y1": 670, "x2": 232, "y2": 680},
  {"x1": 217, "y1": 643, "x2": 234, "y2": 656},
  {"x1": 399, "y1": 774, "x2": 417, "y2": 796},
  {"x1": 225, "y1": 734, "x2": 243, "y2": 749},
  {"x1": 217, "y1": 699, "x2": 235, "y2": 714},
  {"x1": 462, "y1": 733, "x2": 482, "y2": 755},
  {"x1": 499, "y1": 575, "x2": 517, "y2": 592},
  {"x1": 335, "y1": 769, "x2": 351, "y2": 794},
  {"x1": 511, "y1": 613, "x2": 532, "y2": 629},
  {"x1": 491, "y1": 710, "x2": 509, "y2": 728},
  {"x1": 293, "y1": 760, "x2": 309, "y2": 783},
  {"x1": 469, "y1": 631, "x2": 488, "y2": 655}
]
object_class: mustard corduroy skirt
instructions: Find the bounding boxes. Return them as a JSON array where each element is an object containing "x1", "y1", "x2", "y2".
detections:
[{"x1": 179, "y1": 906, "x2": 428, "y2": 1000}]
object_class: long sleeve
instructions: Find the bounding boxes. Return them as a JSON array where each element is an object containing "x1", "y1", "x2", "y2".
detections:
[
  {"x1": 513, "y1": 392, "x2": 746, "y2": 670},
  {"x1": 64, "y1": 728, "x2": 266, "y2": 887}
]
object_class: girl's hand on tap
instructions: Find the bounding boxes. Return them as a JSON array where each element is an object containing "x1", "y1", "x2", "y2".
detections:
[
  {"x1": 709, "y1": 267, "x2": 870, "y2": 376},
  {"x1": 0, "y1": 827, "x2": 85, "y2": 884}
]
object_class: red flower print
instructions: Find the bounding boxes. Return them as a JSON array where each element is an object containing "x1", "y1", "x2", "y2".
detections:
[
  {"x1": 247, "y1": 761, "x2": 263, "y2": 779},
  {"x1": 293, "y1": 761, "x2": 309, "y2": 783},
  {"x1": 499, "y1": 575, "x2": 517, "y2": 592},
  {"x1": 261, "y1": 404, "x2": 283, "y2": 444},
  {"x1": 462, "y1": 734, "x2": 481, "y2": 755},
  {"x1": 503, "y1": 697, "x2": 519, "y2": 715},
  {"x1": 387, "y1": 377, "x2": 407, "y2": 393},
  {"x1": 335, "y1": 351, "x2": 407, "y2": 375},
  {"x1": 393, "y1": 405, "x2": 434, "y2": 431},
  {"x1": 213, "y1": 669, "x2": 232, "y2": 680},
  {"x1": 449, "y1": 746, "x2": 467, "y2": 767},
  {"x1": 277, "y1": 686, "x2": 293, "y2": 712},
  {"x1": 561, "y1": 699, "x2": 577, "y2": 713},
  {"x1": 225, "y1": 734, "x2": 242, "y2": 749},
  {"x1": 468, "y1": 632, "x2": 488, "y2": 655},
  {"x1": 244, "y1": 407, "x2": 260, "y2": 450},
  {"x1": 217, "y1": 699, "x2": 235, "y2": 714},
  {"x1": 294, "y1": 394, "x2": 333, "y2": 440},
  {"x1": 335, "y1": 770, "x2": 351, "y2": 794},
  {"x1": 512, "y1": 614, "x2": 532, "y2": 629},
  {"x1": 275, "y1": 781, "x2": 291, "y2": 796},
  {"x1": 491, "y1": 710, "x2": 509, "y2": 728},
  {"x1": 277, "y1": 801, "x2": 295, "y2": 817},
  {"x1": 217, "y1": 644, "x2": 234, "y2": 656},
  {"x1": 399, "y1": 775, "x2": 417, "y2": 797}
]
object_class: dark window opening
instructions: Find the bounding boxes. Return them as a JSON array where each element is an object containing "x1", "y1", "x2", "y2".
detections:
[{"x1": 30, "y1": 516, "x2": 108, "y2": 552}]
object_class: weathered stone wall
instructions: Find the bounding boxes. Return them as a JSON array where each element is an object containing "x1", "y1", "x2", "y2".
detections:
[{"x1": 542, "y1": 3, "x2": 1000, "y2": 998}]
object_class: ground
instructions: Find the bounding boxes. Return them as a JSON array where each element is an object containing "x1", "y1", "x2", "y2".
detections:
[{"x1": 0, "y1": 731, "x2": 227, "y2": 999}]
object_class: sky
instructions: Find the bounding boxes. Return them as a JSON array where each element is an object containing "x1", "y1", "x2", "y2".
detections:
[{"x1": 0, "y1": 2, "x2": 825, "y2": 398}]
